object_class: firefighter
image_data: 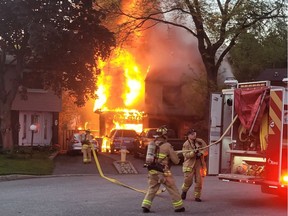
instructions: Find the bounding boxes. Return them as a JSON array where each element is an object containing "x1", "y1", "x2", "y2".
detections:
[
  {"x1": 81, "y1": 129, "x2": 93, "y2": 163},
  {"x1": 181, "y1": 129, "x2": 208, "y2": 202},
  {"x1": 141, "y1": 126, "x2": 185, "y2": 213}
]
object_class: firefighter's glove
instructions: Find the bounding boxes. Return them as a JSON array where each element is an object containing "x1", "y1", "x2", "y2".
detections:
[{"x1": 195, "y1": 151, "x2": 202, "y2": 159}]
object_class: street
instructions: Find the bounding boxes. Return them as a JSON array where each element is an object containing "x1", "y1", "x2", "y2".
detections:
[{"x1": 0, "y1": 152, "x2": 287, "y2": 216}]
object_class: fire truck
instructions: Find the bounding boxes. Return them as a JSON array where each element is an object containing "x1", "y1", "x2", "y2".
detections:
[{"x1": 208, "y1": 78, "x2": 288, "y2": 197}]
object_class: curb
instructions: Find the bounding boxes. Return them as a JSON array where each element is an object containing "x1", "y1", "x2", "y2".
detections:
[{"x1": 0, "y1": 173, "x2": 101, "y2": 182}]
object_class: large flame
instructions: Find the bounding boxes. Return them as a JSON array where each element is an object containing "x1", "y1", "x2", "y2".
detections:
[
  {"x1": 94, "y1": 48, "x2": 146, "y2": 111},
  {"x1": 94, "y1": 47, "x2": 147, "y2": 136},
  {"x1": 93, "y1": 0, "x2": 150, "y2": 140}
]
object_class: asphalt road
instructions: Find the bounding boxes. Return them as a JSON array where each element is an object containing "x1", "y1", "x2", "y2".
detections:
[{"x1": 0, "y1": 152, "x2": 287, "y2": 216}]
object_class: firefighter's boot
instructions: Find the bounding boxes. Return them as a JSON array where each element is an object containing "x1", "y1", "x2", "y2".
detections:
[
  {"x1": 86, "y1": 146, "x2": 92, "y2": 163},
  {"x1": 181, "y1": 191, "x2": 187, "y2": 200},
  {"x1": 142, "y1": 207, "x2": 150, "y2": 213},
  {"x1": 82, "y1": 144, "x2": 89, "y2": 163},
  {"x1": 175, "y1": 207, "x2": 185, "y2": 212}
]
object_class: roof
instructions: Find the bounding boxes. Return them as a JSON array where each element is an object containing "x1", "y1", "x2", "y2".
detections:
[{"x1": 256, "y1": 68, "x2": 287, "y2": 81}]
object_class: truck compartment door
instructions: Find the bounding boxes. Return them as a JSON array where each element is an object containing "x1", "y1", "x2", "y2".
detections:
[
  {"x1": 208, "y1": 93, "x2": 222, "y2": 175},
  {"x1": 265, "y1": 88, "x2": 284, "y2": 183}
]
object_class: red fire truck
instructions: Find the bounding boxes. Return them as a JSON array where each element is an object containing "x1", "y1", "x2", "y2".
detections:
[{"x1": 208, "y1": 79, "x2": 287, "y2": 197}]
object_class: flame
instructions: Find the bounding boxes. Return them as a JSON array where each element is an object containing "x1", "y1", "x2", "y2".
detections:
[
  {"x1": 94, "y1": 48, "x2": 147, "y2": 135},
  {"x1": 93, "y1": 0, "x2": 149, "y2": 136},
  {"x1": 94, "y1": 58, "x2": 109, "y2": 111},
  {"x1": 112, "y1": 108, "x2": 144, "y2": 132},
  {"x1": 94, "y1": 48, "x2": 145, "y2": 111},
  {"x1": 100, "y1": 108, "x2": 144, "y2": 152}
]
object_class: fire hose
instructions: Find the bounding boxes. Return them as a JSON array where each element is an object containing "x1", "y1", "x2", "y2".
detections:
[
  {"x1": 89, "y1": 115, "x2": 239, "y2": 193},
  {"x1": 176, "y1": 114, "x2": 238, "y2": 154},
  {"x1": 91, "y1": 147, "x2": 165, "y2": 194}
]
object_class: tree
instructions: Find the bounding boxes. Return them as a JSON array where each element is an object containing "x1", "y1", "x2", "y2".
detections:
[
  {"x1": 97, "y1": 0, "x2": 286, "y2": 91},
  {"x1": 59, "y1": 91, "x2": 83, "y2": 131},
  {"x1": 229, "y1": 32, "x2": 265, "y2": 81},
  {"x1": 0, "y1": 0, "x2": 115, "y2": 150},
  {"x1": 230, "y1": 18, "x2": 287, "y2": 82}
]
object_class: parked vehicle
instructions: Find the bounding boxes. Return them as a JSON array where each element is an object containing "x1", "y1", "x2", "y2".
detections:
[
  {"x1": 134, "y1": 128, "x2": 185, "y2": 162},
  {"x1": 208, "y1": 79, "x2": 287, "y2": 197},
  {"x1": 103, "y1": 129, "x2": 140, "y2": 154},
  {"x1": 67, "y1": 132, "x2": 99, "y2": 155}
]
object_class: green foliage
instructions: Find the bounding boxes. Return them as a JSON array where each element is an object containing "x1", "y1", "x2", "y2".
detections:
[
  {"x1": 230, "y1": 33, "x2": 265, "y2": 81},
  {"x1": 230, "y1": 20, "x2": 287, "y2": 82},
  {"x1": 0, "y1": 0, "x2": 116, "y2": 106},
  {"x1": 0, "y1": 0, "x2": 116, "y2": 150},
  {"x1": 180, "y1": 71, "x2": 208, "y2": 119},
  {"x1": 60, "y1": 91, "x2": 83, "y2": 130},
  {"x1": 98, "y1": 0, "x2": 286, "y2": 89}
]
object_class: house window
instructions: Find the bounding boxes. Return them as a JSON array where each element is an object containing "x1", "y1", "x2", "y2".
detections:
[
  {"x1": 44, "y1": 119, "x2": 47, "y2": 139},
  {"x1": 23, "y1": 115, "x2": 27, "y2": 139},
  {"x1": 162, "y1": 85, "x2": 181, "y2": 107}
]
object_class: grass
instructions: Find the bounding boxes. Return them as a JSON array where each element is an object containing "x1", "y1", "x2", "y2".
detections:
[{"x1": 0, "y1": 147, "x2": 55, "y2": 176}]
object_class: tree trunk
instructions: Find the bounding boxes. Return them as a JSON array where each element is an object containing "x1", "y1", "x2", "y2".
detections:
[
  {"x1": 0, "y1": 107, "x2": 13, "y2": 151},
  {"x1": 0, "y1": 54, "x2": 22, "y2": 151},
  {"x1": 202, "y1": 54, "x2": 220, "y2": 92},
  {"x1": 198, "y1": 52, "x2": 220, "y2": 131}
]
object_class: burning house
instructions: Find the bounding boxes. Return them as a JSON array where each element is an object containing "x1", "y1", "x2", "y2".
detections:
[
  {"x1": 90, "y1": 1, "x2": 233, "y2": 140},
  {"x1": 92, "y1": 21, "x2": 233, "y2": 140}
]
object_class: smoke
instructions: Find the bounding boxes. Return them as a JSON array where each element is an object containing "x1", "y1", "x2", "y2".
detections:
[
  {"x1": 91, "y1": 6, "x2": 233, "y2": 112},
  {"x1": 134, "y1": 24, "x2": 205, "y2": 82}
]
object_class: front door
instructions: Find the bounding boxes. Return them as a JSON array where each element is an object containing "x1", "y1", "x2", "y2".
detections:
[{"x1": 18, "y1": 111, "x2": 53, "y2": 146}]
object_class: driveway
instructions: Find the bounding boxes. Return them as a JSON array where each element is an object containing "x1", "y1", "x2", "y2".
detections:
[
  {"x1": 53, "y1": 151, "x2": 184, "y2": 176},
  {"x1": 53, "y1": 151, "x2": 151, "y2": 175}
]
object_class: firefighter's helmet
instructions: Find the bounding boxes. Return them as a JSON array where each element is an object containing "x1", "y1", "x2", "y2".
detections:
[
  {"x1": 155, "y1": 125, "x2": 168, "y2": 138},
  {"x1": 186, "y1": 129, "x2": 196, "y2": 136}
]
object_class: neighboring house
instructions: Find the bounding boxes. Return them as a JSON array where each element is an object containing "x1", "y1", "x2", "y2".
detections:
[
  {"x1": 11, "y1": 89, "x2": 61, "y2": 147},
  {"x1": 10, "y1": 70, "x2": 62, "y2": 148},
  {"x1": 255, "y1": 68, "x2": 287, "y2": 86}
]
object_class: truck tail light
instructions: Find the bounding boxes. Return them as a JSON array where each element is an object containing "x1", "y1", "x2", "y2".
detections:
[{"x1": 281, "y1": 173, "x2": 288, "y2": 185}]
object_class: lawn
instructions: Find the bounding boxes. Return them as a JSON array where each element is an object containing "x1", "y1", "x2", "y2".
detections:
[{"x1": 0, "y1": 149, "x2": 55, "y2": 175}]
